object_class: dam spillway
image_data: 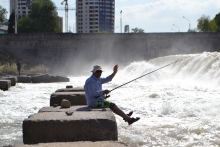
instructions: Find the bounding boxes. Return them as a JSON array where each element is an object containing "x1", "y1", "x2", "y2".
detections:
[{"x1": 0, "y1": 33, "x2": 220, "y2": 75}]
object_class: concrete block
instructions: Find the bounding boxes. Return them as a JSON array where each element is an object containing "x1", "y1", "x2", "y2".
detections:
[
  {"x1": 19, "y1": 141, "x2": 128, "y2": 147},
  {"x1": 31, "y1": 74, "x2": 50, "y2": 83},
  {"x1": 0, "y1": 79, "x2": 11, "y2": 90},
  {"x1": 27, "y1": 73, "x2": 41, "y2": 77},
  {"x1": 56, "y1": 76, "x2": 69, "y2": 82},
  {"x1": 50, "y1": 92, "x2": 86, "y2": 106},
  {"x1": 55, "y1": 87, "x2": 84, "y2": 92},
  {"x1": 49, "y1": 75, "x2": 58, "y2": 82},
  {"x1": 39, "y1": 106, "x2": 106, "y2": 113},
  {"x1": 17, "y1": 76, "x2": 32, "y2": 83},
  {"x1": 23, "y1": 107, "x2": 117, "y2": 144},
  {"x1": 2, "y1": 76, "x2": 18, "y2": 86}
]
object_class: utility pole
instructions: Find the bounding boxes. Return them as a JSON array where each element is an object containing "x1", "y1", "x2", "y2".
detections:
[
  {"x1": 14, "y1": 0, "x2": 17, "y2": 33},
  {"x1": 120, "y1": 10, "x2": 122, "y2": 33},
  {"x1": 173, "y1": 24, "x2": 180, "y2": 32},
  {"x1": 183, "y1": 16, "x2": 191, "y2": 31}
]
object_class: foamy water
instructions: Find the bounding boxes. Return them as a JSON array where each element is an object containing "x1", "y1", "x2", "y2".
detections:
[{"x1": 1, "y1": 52, "x2": 220, "y2": 147}]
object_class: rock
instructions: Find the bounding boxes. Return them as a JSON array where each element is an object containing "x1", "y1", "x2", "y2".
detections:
[
  {"x1": 65, "y1": 111, "x2": 74, "y2": 116},
  {"x1": 66, "y1": 85, "x2": 73, "y2": 88},
  {"x1": 61, "y1": 99, "x2": 71, "y2": 108}
]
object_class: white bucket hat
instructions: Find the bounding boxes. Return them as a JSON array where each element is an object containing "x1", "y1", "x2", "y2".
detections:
[{"x1": 91, "y1": 65, "x2": 103, "y2": 73}]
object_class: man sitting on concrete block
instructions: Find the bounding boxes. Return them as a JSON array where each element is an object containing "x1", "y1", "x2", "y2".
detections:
[{"x1": 84, "y1": 65, "x2": 140, "y2": 125}]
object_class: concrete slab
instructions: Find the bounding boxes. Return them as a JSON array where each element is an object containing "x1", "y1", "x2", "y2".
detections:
[
  {"x1": 17, "y1": 76, "x2": 32, "y2": 83},
  {"x1": 23, "y1": 108, "x2": 117, "y2": 144},
  {"x1": 56, "y1": 76, "x2": 69, "y2": 82},
  {"x1": 2, "y1": 76, "x2": 18, "y2": 86},
  {"x1": 0, "y1": 79, "x2": 11, "y2": 90},
  {"x1": 55, "y1": 87, "x2": 84, "y2": 92},
  {"x1": 19, "y1": 141, "x2": 128, "y2": 147},
  {"x1": 38, "y1": 106, "x2": 107, "y2": 113},
  {"x1": 31, "y1": 74, "x2": 50, "y2": 83},
  {"x1": 50, "y1": 92, "x2": 86, "y2": 106}
]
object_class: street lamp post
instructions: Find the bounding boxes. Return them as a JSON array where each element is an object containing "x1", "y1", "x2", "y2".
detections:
[
  {"x1": 120, "y1": 10, "x2": 122, "y2": 33},
  {"x1": 173, "y1": 24, "x2": 180, "y2": 32},
  {"x1": 14, "y1": 0, "x2": 17, "y2": 33},
  {"x1": 183, "y1": 16, "x2": 191, "y2": 31}
]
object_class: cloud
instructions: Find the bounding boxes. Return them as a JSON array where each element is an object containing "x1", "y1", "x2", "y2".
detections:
[{"x1": 115, "y1": 0, "x2": 220, "y2": 32}]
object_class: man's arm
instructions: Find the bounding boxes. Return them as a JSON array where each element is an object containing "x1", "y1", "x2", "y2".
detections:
[{"x1": 110, "y1": 65, "x2": 118, "y2": 80}]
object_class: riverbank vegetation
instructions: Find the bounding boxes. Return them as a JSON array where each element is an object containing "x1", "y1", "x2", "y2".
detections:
[{"x1": 0, "y1": 50, "x2": 50, "y2": 76}]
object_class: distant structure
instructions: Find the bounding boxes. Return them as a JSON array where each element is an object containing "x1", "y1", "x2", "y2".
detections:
[
  {"x1": 58, "y1": 17, "x2": 63, "y2": 32},
  {"x1": 58, "y1": 0, "x2": 75, "y2": 32},
  {"x1": 0, "y1": 20, "x2": 8, "y2": 34},
  {"x1": 76, "y1": 0, "x2": 115, "y2": 33},
  {"x1": 124, "y1": 25, "x2": 129, "y2": 33},
  {"x1": 10, "y1": 0, "x2": 32, "y2": 18},
  {"x1": 10, "y1": 0, "x2": 64, "y2": 32}
]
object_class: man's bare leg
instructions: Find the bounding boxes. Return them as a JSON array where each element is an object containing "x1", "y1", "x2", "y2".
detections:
[{"x1": 110, "y1": 105, "x2": 131, "y2": 121}]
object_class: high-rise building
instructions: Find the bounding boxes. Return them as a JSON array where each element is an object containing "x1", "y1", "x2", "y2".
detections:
[
  {"x1": 10, "y1": 0, "x2": 32, "y2": 18},
  {"x1": 76, "y1": 0, "x2": 115, "y2": 33}
]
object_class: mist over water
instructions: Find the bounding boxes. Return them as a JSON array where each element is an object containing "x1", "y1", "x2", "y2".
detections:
[{"x1": 1, "y1": 52, "x2": 220, "y2": 147}]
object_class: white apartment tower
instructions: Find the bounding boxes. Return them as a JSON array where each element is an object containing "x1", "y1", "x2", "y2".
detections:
[
  {"x1": 76, "y1": 0, "x2": 115, "y2": 33},
  {"x1": 10, "y1": 0, "x2": 33, "y2": 18}
]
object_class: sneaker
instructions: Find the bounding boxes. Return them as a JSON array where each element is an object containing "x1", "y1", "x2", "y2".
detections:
[
  {"x1": 127, "y1": 117, "x2": 140, "y2": 125},
  {"x1": 123, "y1": 111, "x2": 133, "y2": 121},
  {"x1": 127, "y1": 111, "x2": 133, "y2": 117}
]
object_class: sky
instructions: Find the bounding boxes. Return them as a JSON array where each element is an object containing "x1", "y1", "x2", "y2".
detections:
[{"x1": 1, "y1": 0, "x2": 220, "y2": 33}]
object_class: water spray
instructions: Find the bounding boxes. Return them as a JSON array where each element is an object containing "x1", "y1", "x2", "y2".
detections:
[{"x1": 107, "y1": 58, "x2": 184, "y2": 96}]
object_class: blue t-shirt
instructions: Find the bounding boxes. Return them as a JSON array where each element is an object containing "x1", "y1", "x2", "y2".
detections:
[{"x1": 84, "y1": 74, "x2": 112, "y2": 107}]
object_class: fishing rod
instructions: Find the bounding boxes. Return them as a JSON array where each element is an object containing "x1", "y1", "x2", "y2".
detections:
[{"x1": 110, "y1": 58, "x2": 183, "y2": 92}]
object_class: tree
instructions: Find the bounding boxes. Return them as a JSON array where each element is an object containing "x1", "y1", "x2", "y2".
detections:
[
  {"x1": 18, "y1": 16, "x2": 33, "y2": 33},
  {"x1": 18, "y1": 0, "x2": 61, "y2": 33},
  {"x1": 214, "y1": 12, "x2": 220, "y2": 31},
  {"x1": 188, "y1": 28, "x2": 197, "y2": 32},
  {"x1": 131, "y1": 27, "x2": 144, "y2": 33},
  {"x1": 0, "y1": 5, "x2": 7, "y2": 26},
  {"x1": 209, "y1": 19, "x2": 218, "y2": 31},
  {"x1": 8, "y1": 11, "x2": 15, "y2": 33},
  {"x1": 197, "y1": 15, "x2": 218, "y2": 32}
]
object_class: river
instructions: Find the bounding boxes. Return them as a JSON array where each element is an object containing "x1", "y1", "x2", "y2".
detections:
[{"x1": 1, "y1": 52, "x2": 220, "y2": 147}]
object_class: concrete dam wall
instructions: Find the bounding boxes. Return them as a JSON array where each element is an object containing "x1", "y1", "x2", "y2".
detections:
[{"x1": 0, "y1": 33, "x2": 220, "y2": 74}]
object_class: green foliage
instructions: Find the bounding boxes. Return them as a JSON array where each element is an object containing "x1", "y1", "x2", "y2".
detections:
[
  {"x1": 18, "y1": 0, "x2": 61, "y2": 33},
  {"x1": 131, "y1": 27, "x2": 145, "y2": 33},
  {"x1": 209, "y1": 20, "x2": 218, "y2": 32},
  {"x1": 0, "y1": 5, "x2": 7, "y2": 26},
  {"x1": 197, "y1": 15, "x2": 218, "y2": 32},
  {"x1": 8, "y1": 11, "x2": 15, "y2": 33},
  {"x1": 18, "y1": 16, "x2": 33, "y2": 33},
  {"x1": 188, "y1": 28, "x2": 197, "y2": 32},
  {"x1": 214, "y1": 12, "x2": 220, "y2": 31}
]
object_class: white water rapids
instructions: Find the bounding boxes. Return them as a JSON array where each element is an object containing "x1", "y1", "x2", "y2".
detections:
[{"x1": 1, "y1": 52, "x2": 220, "y2": 147}]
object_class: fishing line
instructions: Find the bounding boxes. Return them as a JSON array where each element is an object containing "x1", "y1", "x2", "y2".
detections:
[{"x1": 110, "y1": 58, "x2": 184, "y2": 92}]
